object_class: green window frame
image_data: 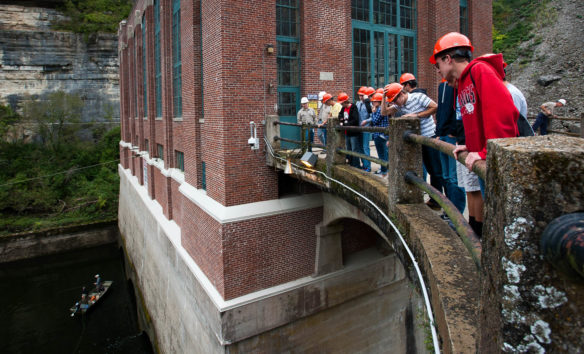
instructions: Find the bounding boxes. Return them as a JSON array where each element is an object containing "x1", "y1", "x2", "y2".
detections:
[
  {"x1": 172, "y1": 0, "x2": 182, "y2": 118},
  {"x1": 277, "y1": 0, "x2": 301, "y2": 149},
  {"x1": 460, "y1": 0, "x2": 469, "y2": 36},
  {"x1": 154, "y1": 0, "x2": 162, "y2": 118},
  {"x1": 133, "y1": 37, "x2": 138, "y2": 118},
  {"x1": 351, "y1": 0, "x2": 417, "y2": 96},
  {"x1": 157, "y1": 143, "x2": 164, "y2": 161},
  {"x1": 142, "y1": 16, "x2": 148, "y2": 117},
  {"x1": 175, "y1": 150, "x2": 184, "y2": 172}
]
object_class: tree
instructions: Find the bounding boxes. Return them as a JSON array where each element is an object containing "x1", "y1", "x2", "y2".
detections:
[
  {"x1": 22, "y1": 91, "x2": 84, "y2": 152},
  {"x1": 0, "y1": 104, "x2": 21, "y2": 142}
]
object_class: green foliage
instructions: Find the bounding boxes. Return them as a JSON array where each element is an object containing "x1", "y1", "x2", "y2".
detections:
[
  {"x1": 22, "y1": 91, "x2": 84, "y2": 152},
  {"x1": 0, "y1": 104, "x2": 21, "y2": 142},
  {"x1": 492, "y1": 0, "x2": 551, "y2": 64},
  {"x1": 0, "y1": 105, "x2": 121, "y2": 236},
  {"x1": 53, "y1": 0, "x2": 133, "y2": 36}
]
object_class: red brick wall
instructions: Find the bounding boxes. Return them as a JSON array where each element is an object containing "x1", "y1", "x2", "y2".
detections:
[
  {"x1": 181, "y1": 200, "x2": 225, "y2": 296},
  {"x1": 469, "y1": 0, "x2": 493, "y2": 57},
  {"x1": 153, "y1": 167, "x2": 168, "y2": 217},
  {"x1": 300, "y1": 1, "x2": 353, "y2": 97},
  {"x1": 222, "y1": 207, "x2": 322, "y2": 300},
  {"x1": 181, "y1": 0, "x2": 203, "y2": 189},
  {"x1": 200, "y1": 0, "x2": 279, "y2": 207},
  {"x1": 171, "y1": 178, "x2": 182, "y2": 228}
]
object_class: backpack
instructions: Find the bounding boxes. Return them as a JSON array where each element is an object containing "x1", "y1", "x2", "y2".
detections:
[{"x1": 468, "y1": 65, "x2": 534, "y2": 137}]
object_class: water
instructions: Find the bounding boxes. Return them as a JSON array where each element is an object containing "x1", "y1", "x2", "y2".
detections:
[{"x1": 0, "y1": 243, "x2": 154, "y2": 354}]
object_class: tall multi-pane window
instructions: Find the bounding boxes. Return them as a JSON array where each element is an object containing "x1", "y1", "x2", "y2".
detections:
[
  {"x1": 142, "y1": 16, "x2": 148, "y2": 117},
  {"x1": 154, "y1": 0, "x2": 162, "y2": 117},
  {"x1": 157, "y1": 144, "x2": 164, "y2": 161},
  {"x1": 276, "y1": 0, "x2": 300, "y2": 148},
  {"x1": 460, "y1": 0, "x2": 469, "y2": 36},
  {"x1": 145, "y1": 138, "x2": 149, "y2": 154},
  {"x1": 175, "y1": 150, "x2": 184, "y2": 172},
  {"x1": 172, "y1": 0, "x2": 182, "y2": 118},
  {"x1": 351, "y1": 0, "x2": 416, "y2": 95},
  {"x1": 134, "y1": 37, "x2": 138, "y2": 118}
]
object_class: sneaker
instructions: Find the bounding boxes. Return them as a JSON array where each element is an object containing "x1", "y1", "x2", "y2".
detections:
[{"x1": 374, "y1": 170, "x2": 383, "y2": 175}]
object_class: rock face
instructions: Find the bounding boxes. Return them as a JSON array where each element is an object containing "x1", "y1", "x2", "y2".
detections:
[
  {"x1": 505, "y1": 0, "x2": 583, "y2": 134},
  {"x1": 0, "y1": 4, "x2": 119, "y2": 121}
]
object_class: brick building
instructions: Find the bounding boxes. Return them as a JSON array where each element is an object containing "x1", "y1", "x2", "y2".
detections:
[{"x1": 118, "y1": 0, "x2": 491, "y2": 310}]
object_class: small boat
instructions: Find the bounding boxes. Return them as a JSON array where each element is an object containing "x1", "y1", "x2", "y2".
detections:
[{"x1": 70, "y1": 280, "x2": 113, "y2": 317}]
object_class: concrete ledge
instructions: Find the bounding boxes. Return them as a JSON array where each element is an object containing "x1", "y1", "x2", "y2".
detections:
[
  {"x1": 396, "y1": 204, "x2": 479, "y2": 354},
  {"x1": 221, "y1": 251, "x2": 405, "y2": 344},
  {"x1": 0, "y1": 220, "x2": 118, "y2": 263}
]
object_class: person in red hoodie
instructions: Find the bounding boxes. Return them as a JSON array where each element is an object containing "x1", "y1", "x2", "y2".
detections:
[{"x1": 430, "y1": 32, "x2": 518, "y2": 194}]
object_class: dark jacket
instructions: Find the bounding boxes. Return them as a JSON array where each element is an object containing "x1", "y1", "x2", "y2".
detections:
[
  {"x1": 338, "y1": 103, "x2": 360, "y2": 137},
  {"x1": 435, "y1": 82, "x2": 457, "y2": 137}
]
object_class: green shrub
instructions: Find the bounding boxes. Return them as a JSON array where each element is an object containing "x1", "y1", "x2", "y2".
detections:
[{"x1": 53, "y1": 0, "x2": 133, "y2": 36}]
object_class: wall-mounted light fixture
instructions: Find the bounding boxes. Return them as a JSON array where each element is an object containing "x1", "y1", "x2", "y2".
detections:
[
  {"x1": 248, "y1": 121, "x2": 259, "y2": 150},
  {"x1": 300, "y1": 152, "x2": 317, "y2": 168},
  {"x1": 266, "y1": 44, "x2": 274, "y2": 55}
]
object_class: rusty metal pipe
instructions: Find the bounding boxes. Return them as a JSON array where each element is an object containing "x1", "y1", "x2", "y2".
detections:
[
  {"x1": 540, "y1": 212, "x2": 584, "y2": 280},
  {"x1": 403, "y1": 131, "x2": 486, "y2": 180},
  {"x1": 405, "y1": 171, "x2": 482, "y2": 269},
  {"x1": 336, "y1": 148, "x2": 389, "y2": 168}
]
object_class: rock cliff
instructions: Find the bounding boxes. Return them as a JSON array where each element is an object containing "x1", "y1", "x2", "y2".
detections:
[
  {"x1": 0, "y1": 4, "x2": 119, "y2": 121},
  {"x1": 504, "y1": 0, "x2": 583, "y2": 134}
]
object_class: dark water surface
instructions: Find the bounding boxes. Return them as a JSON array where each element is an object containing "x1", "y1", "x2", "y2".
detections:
[{"x1": 0, "y1": 243, "x2": 153, "y2": 354}]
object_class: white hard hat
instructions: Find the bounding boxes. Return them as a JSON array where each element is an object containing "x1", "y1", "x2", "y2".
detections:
[
  {"x1": 557, "y1": 99, "x2": 566, "y2": 105},
  {"x1": 318, "y1": 91, "x2": 326, "y2": 100},
  {"x1": 300, "y1": 97, "x2": 309, "y2": 104}
]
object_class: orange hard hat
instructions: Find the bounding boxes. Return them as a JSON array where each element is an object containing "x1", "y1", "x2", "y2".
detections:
[
  {"x1": 365, "y1": 87, "x2": 375, "y2": 96},
  {"x1": 322, "y1": 93, "x2": 333, "y2": 103},
  {"x1": 357, "y1": 86, "x2": 367, "y2": 96},
  {"x1": 376, "y1": 88, "x2": 384, "y2": 94},
  {"x1": 399, "y1": 73, "x2": 416, "y2": 84},
  {"x1": 337, "y1": 92, "x2": 349, "y2": 104},
  {"x1": 371, "y1": 93, "x2": 383, "y2": 102},
  {"x1": 429, "y1": 32, "x2": 474, "y2": 64},
  {"x1": 384, "y1": 83, "x2": 403, "y2": 103}
]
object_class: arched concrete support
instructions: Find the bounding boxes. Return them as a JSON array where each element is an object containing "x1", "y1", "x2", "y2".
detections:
[
  {"x1": 321, "y1": 193, "x2": 386, "y2": 242},
  {"x1": 314, "y1": 223, "x2": 343, "y2": 276}
]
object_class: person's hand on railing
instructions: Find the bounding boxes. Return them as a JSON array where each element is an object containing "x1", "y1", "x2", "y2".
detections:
[{"x1": 452, "y1": 144, "x2": 467, "y2": 160}]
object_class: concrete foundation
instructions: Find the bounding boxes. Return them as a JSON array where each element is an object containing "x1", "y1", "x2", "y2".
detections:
[{"x1": 118, "y1": 165, "x2": 429, "y2": 353}]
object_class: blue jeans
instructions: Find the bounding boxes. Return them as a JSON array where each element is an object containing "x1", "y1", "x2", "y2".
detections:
[
  {"x1": 361, "y1": 132, "x2": 371, "y2": 170},
  {"x1": 346, "y1": 135, "x2": 362, "y2": 168},
  {"x1": 318, "y1": 128, "x2": 327, "y2": 146},
  {"x1": 479, "y1": 176, "x2": 486, "y2": 199},
  {"x1": 422, "y1": 143, "x2": 444, "y2": 194},
  {"x1": 374, "y1": 135, "x2": 388, "y2": 173},
  {"x1": 532, "y1": 112, "x2": 549, "y2": 135},
  {"x1": 304, "y1": 129, "x2": 314, "y2": 152},
  {"x1": 439, "y1": 136, "x2": 466, "y2": 213}
]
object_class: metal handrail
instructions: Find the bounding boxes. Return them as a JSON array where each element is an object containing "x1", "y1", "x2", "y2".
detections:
[
  {"x1": 403, "y1": 132, "x2": 486, "y2": 180},
  {"x1": 333, "y1": 125, "x2": 390, "y2": 133},
  {"x1": 336, "y1": 148, "x2": 388, "y2": 168},
  {"x1": 274, "y1": 136, "x2": 325, "y2": 150},
  {"x1": 405, "y1": 172, "x2": 482, "y2": 269}
]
